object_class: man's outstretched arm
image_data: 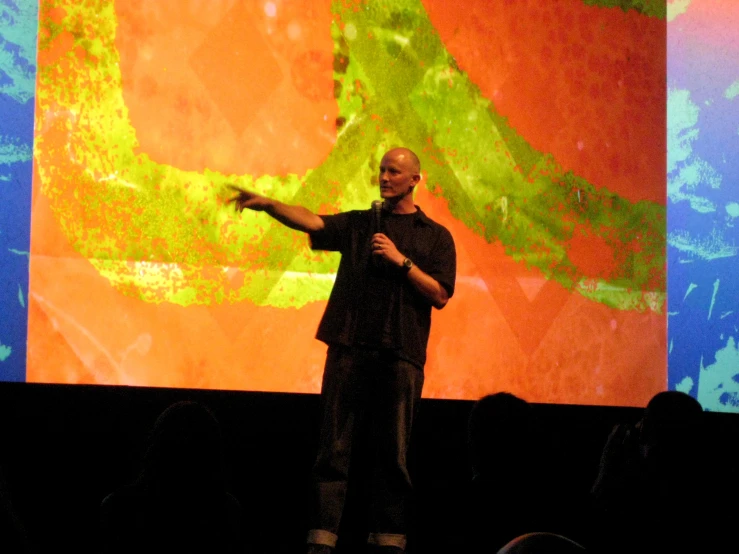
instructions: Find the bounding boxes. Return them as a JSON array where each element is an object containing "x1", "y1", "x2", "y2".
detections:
[{"x1": 228, "y1": 185, "x2": 324, "y2": 233}]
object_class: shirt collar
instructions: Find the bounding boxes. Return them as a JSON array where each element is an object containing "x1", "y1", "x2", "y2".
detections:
[
  {"x1": 380, "y1": 205, "x2": 432, "y2": 226},
  {"x1": 412, "y1": 205, "x2": 433, "y2": 226}
]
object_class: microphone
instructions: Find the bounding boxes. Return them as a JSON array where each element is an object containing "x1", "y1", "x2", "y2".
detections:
[
  {"x1": 370, "y1": 200, "x2": 383, "y2": 268},
  {"x1": 371, "y1": 200, "x2": 384, "y2": 235}
]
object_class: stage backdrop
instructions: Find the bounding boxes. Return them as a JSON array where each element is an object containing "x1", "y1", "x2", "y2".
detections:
[{"x1": 6, "y1": 0, "x2": 730, "y2": 410}]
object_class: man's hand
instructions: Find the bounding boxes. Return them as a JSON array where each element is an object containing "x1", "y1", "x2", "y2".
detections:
[
  {"x1": 227, "y1": 184, "x2": 273, "y2": 212},
  {"x1": 372, "y1": 232, "x2": 449, "y2": 308},
  {"x1": 371, "y1": 233, "x2": 405, "y2": 267}
]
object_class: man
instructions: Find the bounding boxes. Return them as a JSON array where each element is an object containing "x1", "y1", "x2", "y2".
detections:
[{"x1": 230, "y1": 148, "x2": 456, "y2": 553}]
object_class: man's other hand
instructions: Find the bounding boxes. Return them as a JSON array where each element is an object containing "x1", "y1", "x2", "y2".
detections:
[{"x1": 227, "y1": 185, "x2": 272, "y2": 212}]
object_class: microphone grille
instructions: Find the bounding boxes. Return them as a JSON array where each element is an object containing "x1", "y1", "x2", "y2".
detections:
[{"x1": 371, "y1": 200, "x2": 384, "y2": 211}]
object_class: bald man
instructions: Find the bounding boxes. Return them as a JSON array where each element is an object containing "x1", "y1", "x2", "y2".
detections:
[{"x1": 230, "y1": 148, "x2": 456, "y2": 553}]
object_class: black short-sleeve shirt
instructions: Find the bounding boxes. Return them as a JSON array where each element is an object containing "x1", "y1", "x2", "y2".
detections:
[{"x1": 309, "y1": 206, "x2": 456, "y2": 369}]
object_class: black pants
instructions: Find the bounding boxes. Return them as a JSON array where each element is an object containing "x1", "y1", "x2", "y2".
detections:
[{"x1": 307, "y1": 345, "x2": 424, "y2": 550}]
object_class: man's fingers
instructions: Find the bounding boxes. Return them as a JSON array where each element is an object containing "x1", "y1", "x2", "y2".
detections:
[
  {"x1": 225, "y1": 184, "x2": 257, "y2": 211},
  {"x1": 226, "y1": 183, "x2": 247, "y2": 193}
]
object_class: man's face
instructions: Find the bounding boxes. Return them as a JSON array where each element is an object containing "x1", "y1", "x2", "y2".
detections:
[{"x1": 378, "y1": 150, "x2": 420, "y2": 201}]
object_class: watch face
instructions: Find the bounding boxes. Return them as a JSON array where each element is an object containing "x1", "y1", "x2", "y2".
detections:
[{"x1": 403, "y1": 258, "x2": 413, "y2": 269}]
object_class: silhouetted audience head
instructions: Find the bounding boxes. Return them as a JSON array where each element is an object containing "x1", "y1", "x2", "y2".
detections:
[
  {"x1": 463, "y1": 393, "x2": 582, "y2": 552},
  {"x1": 468, "y1": 392, "x2": 535, "y2": 478},
  {"x1": 588, "y1": 390, "x2": 707, "y2": 554},
  {"x1": 136, "y1": 400, "x2": 226, "y2": 496},
  {"x1": 0, "y1": 464, "x2": 34, "y2": 554},
  {"x1": 638, "y1": 390, "x2": 703, "y2": 467},
  {"x1": 497, "y1": 532, "x2": 586, "y2": 554},
  {"x1": 100, "y1": 400, "x2": 243, "y2": 553}
]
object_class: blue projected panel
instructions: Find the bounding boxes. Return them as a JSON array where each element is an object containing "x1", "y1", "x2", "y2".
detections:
[
  {"x1": 667, "y1": 1, "x2": 739, "y2": 412},
  {"x1": 0, "y1": 0, "x2": 37, "y2": 381}
]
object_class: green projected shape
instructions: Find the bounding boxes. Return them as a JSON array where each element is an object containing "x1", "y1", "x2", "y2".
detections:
[
  {"x1": 35, "y1": 0, "x2": 665, "y2": 311},
  {"x1": 581, "y1": 0, "x2": 665, "y2": 18}
]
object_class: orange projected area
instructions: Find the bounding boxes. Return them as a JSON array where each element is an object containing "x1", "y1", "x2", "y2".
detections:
[
  {"x1": 28, "y1": 0, "x2": 666, "y2": 406},
  {"x1": 422, "y1": 0, "x2": 666, "y2": 205},
  {"x1": 114, "y1": 0, "x2": 337, "y2": 176}
]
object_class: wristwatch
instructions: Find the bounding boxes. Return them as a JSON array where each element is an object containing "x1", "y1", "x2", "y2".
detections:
[{"x1": 402, "y1": 257, "x2": 414, "y2": 272}]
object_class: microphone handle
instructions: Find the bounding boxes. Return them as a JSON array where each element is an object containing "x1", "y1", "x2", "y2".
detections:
[{"x1": 371, "y1": 201, "x2": 383, "y2": 267}]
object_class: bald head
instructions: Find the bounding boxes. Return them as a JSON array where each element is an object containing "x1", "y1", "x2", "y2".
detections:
[
  {"x1": 378, "y1": 148, "x2": 421, "y2": 212},
  {"x1": 384, "y1": 148, "x2": 421, "y2": 174}
]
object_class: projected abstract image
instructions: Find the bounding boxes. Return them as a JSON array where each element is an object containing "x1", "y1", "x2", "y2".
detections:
[
  {"x1": 5, "y1": 0, "x2": 682, "y2": 407},
  {"x1": 0, "y1": 0, "x2": 36, "y2": 382},
  {"x1": 666, "y1": 1, "x2": 739, "y2": 412}
]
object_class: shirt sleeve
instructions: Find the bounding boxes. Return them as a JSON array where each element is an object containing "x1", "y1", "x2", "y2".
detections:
[
  {"x1": 308, "y1": 212, "x2": 352, "y2": 252},
  {"x1": 426, "y1": 227, "x2": 457, "y2": 298}
]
